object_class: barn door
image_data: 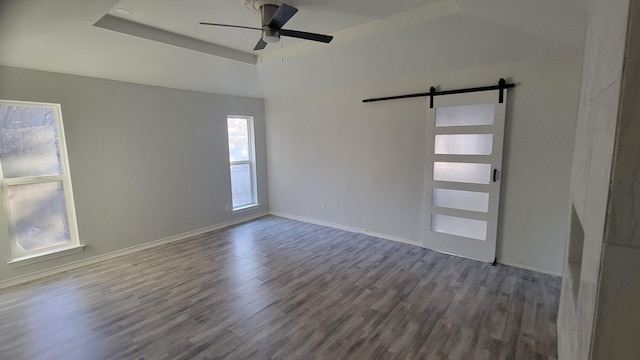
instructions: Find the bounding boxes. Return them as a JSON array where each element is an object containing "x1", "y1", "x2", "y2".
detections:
[{"x1": 423, "y1": 89, "x2": 507, "y2": 263}]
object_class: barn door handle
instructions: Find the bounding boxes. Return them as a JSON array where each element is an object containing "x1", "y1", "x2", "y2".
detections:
[{"x1": 493, "y1": 169, "x2": 499, "y2": 182}]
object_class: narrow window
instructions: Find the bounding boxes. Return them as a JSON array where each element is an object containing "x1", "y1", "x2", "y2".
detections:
[
  {"x1": 0, "y1": 100, "x2": 80, "y2": 260},
  {"x1": 227, "y1": 116, "x2": 257, "y2": 210}
]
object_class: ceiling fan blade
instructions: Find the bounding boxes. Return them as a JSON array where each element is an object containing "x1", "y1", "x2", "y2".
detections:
[
  {"x1": 280, "y1": 29, "x2": 333, "y2": 43},
  {"x1": 199, "y1": 22, "x2": 262, "y2": 31},
  {"x1": 268, "y1": 3, "x2": 298, "y2": 29},
  {"x1": 254, "y1": 38, "x2": 268, "y2": 51}
]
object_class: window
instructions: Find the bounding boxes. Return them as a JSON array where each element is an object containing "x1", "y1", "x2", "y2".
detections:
[
  {"x1": 227, "y1": 116, "x2": 257, "y2": 210},
  {"x1": 0, "y1": 100, "x2": 81, "y2": 261}
]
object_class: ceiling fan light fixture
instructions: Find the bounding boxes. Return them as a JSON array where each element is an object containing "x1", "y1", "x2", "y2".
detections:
[
  {"x1": 262, "y1": 29, "x2": 280, "y2": 43},
  {"x1": 263, "y1": 35, "x2": 280, "y2": 43}
]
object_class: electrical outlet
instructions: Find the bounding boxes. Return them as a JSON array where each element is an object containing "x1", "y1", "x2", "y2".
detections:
[
  {"x1": 225, "y1": 203, "x2": 230, "y2": 211},
  {"x1": 320, "y1": 202, "x2": 326, "y2": 210}
]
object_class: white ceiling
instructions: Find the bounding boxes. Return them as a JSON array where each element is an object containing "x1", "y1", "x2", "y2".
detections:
[
  {"x1": 109, "y1": 0, "x2": 444, "y2": 53},
  {"x1": 0, "y1": 0, "x2": 589, "y2": 98}
]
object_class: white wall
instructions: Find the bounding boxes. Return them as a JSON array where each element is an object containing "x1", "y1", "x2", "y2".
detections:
[
  {"x1": 265, "y1": 56, "x2": 581, "y2": 274},
  {"x1": 0, "y1": 65, "x2": 268, "y2": 284}
]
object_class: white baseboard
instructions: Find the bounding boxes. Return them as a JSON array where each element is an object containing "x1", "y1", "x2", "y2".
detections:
[
  {"x1": 270, "y1": 212, "x2": 562, "y2": 277},
  {"x1": 496, "y1": 259, "x2": 563, "y2": 277},
  {"x1": 269, "y1": 211, "x2": 421, "y2": 247},
  {"x1": 1, "y1": 211, "x2": 561, "y2": 289},
  {"x1": 0, "y1": 212, "x2": 269, "y2": 290}
]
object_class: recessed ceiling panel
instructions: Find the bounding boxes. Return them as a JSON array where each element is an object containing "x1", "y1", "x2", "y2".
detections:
[{"x1": 108, "y1": 0, "x2": 444, "y2": 53}]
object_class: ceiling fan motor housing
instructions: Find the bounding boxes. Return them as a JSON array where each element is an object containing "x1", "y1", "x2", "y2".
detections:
[{"x1": 261, "y1": 4, "x2": 280, "y2": 42}]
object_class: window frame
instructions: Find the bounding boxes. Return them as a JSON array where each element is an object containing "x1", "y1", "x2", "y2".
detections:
[
  {"x1": 227, "y1": 115, "x2": 258, "y2": 211},
  {"x1": 0, "y1": 100, "x2": 82, "y2": 263}
]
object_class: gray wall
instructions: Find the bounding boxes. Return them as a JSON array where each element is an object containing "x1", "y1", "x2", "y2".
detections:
[
  {"x1": 265, "y1": 56, "x2": 581, "y2": 275},
  {"x1": 0, "y1": 65, "x2": 267, "y2": 283}
]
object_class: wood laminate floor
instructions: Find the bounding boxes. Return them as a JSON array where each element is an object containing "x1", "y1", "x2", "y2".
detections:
[{"x1": 0, "y1": 216, "x2": 561, "y2": 360}]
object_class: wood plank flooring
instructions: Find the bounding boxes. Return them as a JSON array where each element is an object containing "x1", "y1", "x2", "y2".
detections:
[{"x1": 0, "y1": 216, "x2": 561, "y2": 360}]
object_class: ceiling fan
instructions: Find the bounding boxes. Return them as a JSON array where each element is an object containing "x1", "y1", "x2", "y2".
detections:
[{"x1": 200, "y1": 1, "x2": 333, "y2": 51}]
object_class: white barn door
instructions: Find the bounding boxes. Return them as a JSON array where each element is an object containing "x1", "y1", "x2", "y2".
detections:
[{"x1": 423, "y1": 89, "x2": 507, "y2": 263}]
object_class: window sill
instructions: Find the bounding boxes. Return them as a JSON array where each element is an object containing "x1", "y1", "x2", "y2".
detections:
[
  {"x1": 232, "y1": 204, "x2": 260, "y2": 213},
  {"x1": 8, "y1": 244, "x2": 86, "y2": 267}
]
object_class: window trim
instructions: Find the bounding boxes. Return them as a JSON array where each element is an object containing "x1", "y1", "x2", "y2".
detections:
[
  {"x1": 227, "y1": 115, "x2": 258, "y2": 211},
  {"x1": 0, "y1": 100, "x2": 82, "y2": 262},
  {"x1": 8, "y1": 244, "x2": 86, "y2": 267}
]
